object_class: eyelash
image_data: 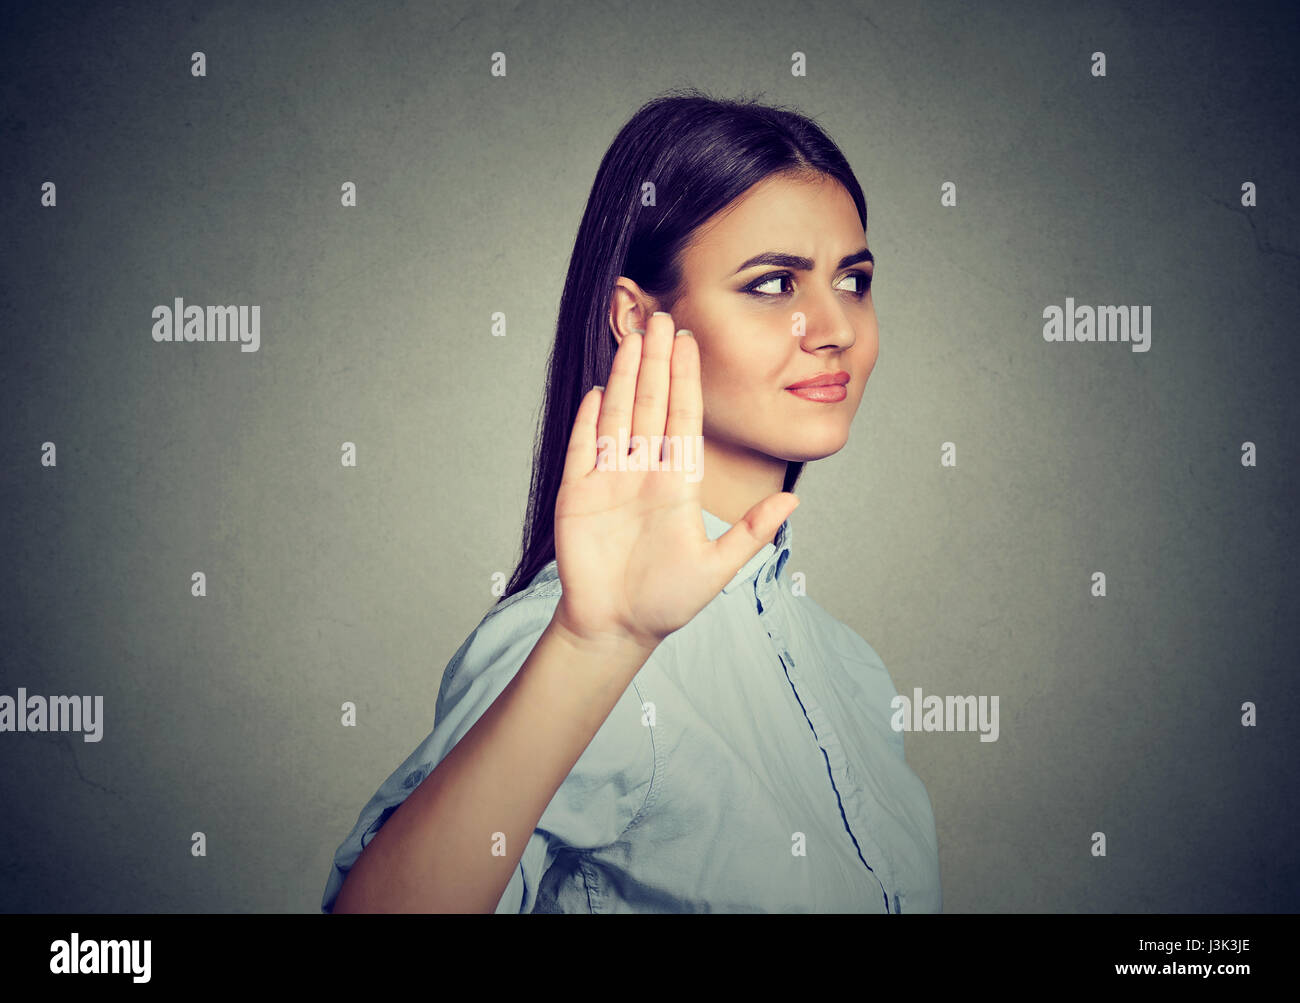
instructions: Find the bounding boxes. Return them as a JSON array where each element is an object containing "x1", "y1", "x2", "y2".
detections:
[{"x1": 742, "y1": 269, "x2": 873, "y2": 299}]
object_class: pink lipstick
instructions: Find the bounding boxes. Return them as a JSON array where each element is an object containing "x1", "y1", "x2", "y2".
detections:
[{"x1": 786, "y1": 370, "x2": 849, "y2": 403}]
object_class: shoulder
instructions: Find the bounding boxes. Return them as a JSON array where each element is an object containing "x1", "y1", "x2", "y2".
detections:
[
  {"x1": 435, "y1": 558, "x2": 653, "y2": 774},
  {"x1": 438, "y1": 563, "x2": 562, "y2": 704},
  {"x1": 395, "y1": 572, "x2": 558, "y2": 749},
  {"x1": 482, "y1": 561, "x2": 563, "y2": 633}
]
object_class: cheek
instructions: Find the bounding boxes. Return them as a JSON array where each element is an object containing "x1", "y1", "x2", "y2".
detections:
[
  {"x1": 851, "y1": 326, "x2": 880, "y2": 371},
  {"x1": 696, "y1": 318, "x2": 798, "y2": 407},
  {"x1": 700, "y1": 340, "x2": 777, "y2": 397}
]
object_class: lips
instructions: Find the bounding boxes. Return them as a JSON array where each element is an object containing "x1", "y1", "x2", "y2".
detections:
[{"x1": 786, "y1": 370, "x2": 850, "y2": 389}]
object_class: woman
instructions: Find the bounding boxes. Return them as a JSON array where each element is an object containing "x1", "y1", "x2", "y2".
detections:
[{"x1": 322, "y1": 89, "x2": 941, "y2": 913}]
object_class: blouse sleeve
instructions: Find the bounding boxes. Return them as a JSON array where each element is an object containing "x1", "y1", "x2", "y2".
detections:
[{"x1": 320, "y1": 586, "x2": 656, "y2": 913}]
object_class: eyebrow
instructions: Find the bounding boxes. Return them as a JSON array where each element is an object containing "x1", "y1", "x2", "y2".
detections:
[{"x1": 731, "y1": 247, "x2": 874, "y2": 275}]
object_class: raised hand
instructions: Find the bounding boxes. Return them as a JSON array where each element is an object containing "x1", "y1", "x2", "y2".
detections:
[{"x1": 551, "y1": 310, "x2": 799, "y2": 653}]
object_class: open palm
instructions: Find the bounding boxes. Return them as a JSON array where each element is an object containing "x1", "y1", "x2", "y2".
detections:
[{"x1": 552, "y1": 311, "x2": 799, "y2": 652}]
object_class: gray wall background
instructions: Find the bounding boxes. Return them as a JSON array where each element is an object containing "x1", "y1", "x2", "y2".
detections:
[{"x1": 1, "y1": 0, "x2": 1296, "y2": 913}]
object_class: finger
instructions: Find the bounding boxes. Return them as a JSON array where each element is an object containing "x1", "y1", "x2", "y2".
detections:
[
  {"x1": 708, "y1": 491, "x2": 800, "y2": 591},
  {"x1": 664, "y1": 326, "x2": 701, "y2": 445},
  {"x1": 561, "y1": 385, "x2": 603, "y2": 484},
  {"x1": 597, "y1": 329, "x2": 641, "y2": 454},
  {"x1": 630, "y1": 312, "x2": 674, "y2": 462}
]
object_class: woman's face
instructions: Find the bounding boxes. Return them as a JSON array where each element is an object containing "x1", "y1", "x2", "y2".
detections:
[{"x1": 656, "y1": 172, "x2": 878, "y2": 470}]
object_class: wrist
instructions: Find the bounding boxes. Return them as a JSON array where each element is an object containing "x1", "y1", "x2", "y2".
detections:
[{"x1": 548, "y1": 605, "x2": 661, "y2": 662}]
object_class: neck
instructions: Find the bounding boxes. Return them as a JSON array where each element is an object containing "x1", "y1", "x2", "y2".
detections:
[{"x1": 698, "y1": 436, "x2": 790, "y2": 542}]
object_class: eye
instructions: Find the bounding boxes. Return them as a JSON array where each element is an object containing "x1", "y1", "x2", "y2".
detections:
[
  {"x1": 747, "y1": 272, "x2": 795, "y2": 296},
  {"x1": 743, "y1": 269, "x2": 874, "y2": 299},
  {"x1": 838, "y1": 269, "x2": 873, "y2": 296}
]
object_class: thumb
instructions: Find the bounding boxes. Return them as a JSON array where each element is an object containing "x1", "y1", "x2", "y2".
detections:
[{"x1": 708, "y1": 492, "x2": 799, "y2": 591}]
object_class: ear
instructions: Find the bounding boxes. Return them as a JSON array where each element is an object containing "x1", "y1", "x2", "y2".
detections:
[{"x1": 607, "y1": 277, "x2": 655, "y2": 346}]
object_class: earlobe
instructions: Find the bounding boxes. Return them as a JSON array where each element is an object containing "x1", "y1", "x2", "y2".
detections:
[{"x1": 608, "y1": 313, "x2": 645, "y2": 346}]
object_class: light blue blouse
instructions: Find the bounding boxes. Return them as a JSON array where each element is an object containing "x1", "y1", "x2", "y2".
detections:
[{"x1": 321, "y1": 508, "x2": 942, "y2": 913}]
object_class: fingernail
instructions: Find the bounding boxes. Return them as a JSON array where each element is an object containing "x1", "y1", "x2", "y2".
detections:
[
  {"x1": 676, "y1": 329, "x2": 693, "y2": 338},
  {"x1": 652, "y1": 311, "x2": 670, "y2": 317},
  {"x1": 630, "y1": 327, "x2": 645, "y2": 335},
  {"x1": 592, "y1": 385, "x2": 604, "y2": 392}
]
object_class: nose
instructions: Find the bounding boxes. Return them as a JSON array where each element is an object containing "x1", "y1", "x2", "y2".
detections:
[{"x1": 799, "y1": 287, "x2": 857, "y2": 353}]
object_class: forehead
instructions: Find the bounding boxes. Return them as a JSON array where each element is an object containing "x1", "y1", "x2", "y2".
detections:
[{"x1": 684, "y1": 173, "x2": 864, "y2": 268}]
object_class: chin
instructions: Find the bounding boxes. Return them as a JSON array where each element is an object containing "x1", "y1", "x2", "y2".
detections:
[{"x1": 779, "y1": 430, "x2": 852, "y2": 463}]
